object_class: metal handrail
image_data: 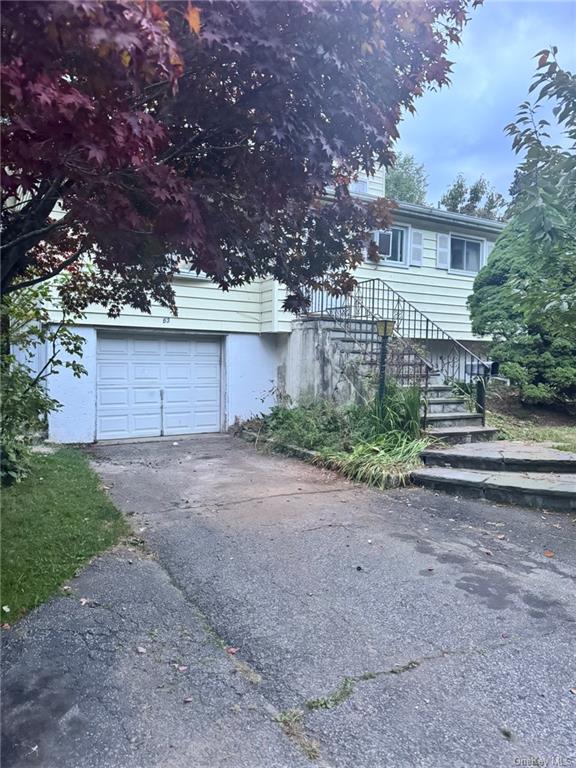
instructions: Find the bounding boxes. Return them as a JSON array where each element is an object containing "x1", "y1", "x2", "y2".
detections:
[
  {"x1": 306, "y1": 278, "x2": 490, "y2": 422},
  {"x1": 355, "y1": 278, "x2": 489, "y2": 374}
]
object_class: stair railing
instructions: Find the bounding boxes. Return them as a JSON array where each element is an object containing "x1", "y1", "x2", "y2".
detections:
[
  {"x1": 306, "y1": 278, "x2": 490, "y2": 423},
  {"x1": 305, "y1": 288, "x2": 434, "y2": 395}
]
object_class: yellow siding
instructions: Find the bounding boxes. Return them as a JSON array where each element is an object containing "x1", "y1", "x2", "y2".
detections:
[
  {"x1": 353, "y1": 230, "x2": 481, "y2": 340},
  {"x1": 48, "y1": 200, "x2": 493, "y2": 343},
  {"x1": 56, "y1": 276, "x2": 263, "y2": 334},
  {"x1": 272, "y1": 228, "x2": 495, "y2": 341}
]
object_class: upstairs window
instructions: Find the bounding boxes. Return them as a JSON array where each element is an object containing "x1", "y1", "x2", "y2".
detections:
[
  {"x1": 374, "y1": 226, "x2": 407, "y2": 264},
  {"x1": 450, "y1": 236, "x2": 482, "y2": 273}
]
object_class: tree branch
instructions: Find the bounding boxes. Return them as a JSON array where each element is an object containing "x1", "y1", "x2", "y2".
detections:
[
  {"x1": 0, "y1": 220, "x2": 67, "y2": 253},
  {"x1": 3, "y1": 245, "x2": 87, "y2": 295}
]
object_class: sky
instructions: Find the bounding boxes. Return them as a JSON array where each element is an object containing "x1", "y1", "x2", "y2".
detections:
[{"x1": 396, "y1": 0, "x2": 576, "y2": 205}]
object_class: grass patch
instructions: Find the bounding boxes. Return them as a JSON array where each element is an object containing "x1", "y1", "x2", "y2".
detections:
[
  {"x1": 488, "y1": 411, "x2": 576, "y2": 453},
  {"x1": 306, "y1": 676, "x2": 356, "y2": 710},
  {"x1": 276, "y1": 709, "x2": 320, "y2": 760},
  {"x1": 1, "y1": 447, "x2": 128, "y2": 620},
  {"x1": 319, "y1": 432, "x2": 429, "y2": 490}
]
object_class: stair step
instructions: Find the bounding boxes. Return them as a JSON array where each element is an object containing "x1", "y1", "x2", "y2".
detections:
[
  {"x1": 426, "y1": 386, "x2": 453, "y2": 398},
  {"x1": 425, "y1": 413, "x2": 484, "y2": 429},
  {"x1": 426, "y1": 398, "x2": 469, "y2": 415},
  {"x1": 421, "y1": 441, "x2": 576, "y2": 474},
  {"x1": 411, "y1": 467, "x2": 576, "y2": 512},
  {"x1": 426, "y1": 426, "x2": 499, "y2": 445}
]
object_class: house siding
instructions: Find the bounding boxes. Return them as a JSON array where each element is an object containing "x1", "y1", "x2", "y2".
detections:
[{"x1": 54, "y1": 276, "x2": 263, "y2": 335}]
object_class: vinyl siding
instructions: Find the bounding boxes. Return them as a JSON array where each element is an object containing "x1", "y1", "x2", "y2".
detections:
[
  {"x1": 46, "y1": 191, "x2": 495, "y2": 342},
  {"x1": 354, "y1": 228, "x2": 482, "y2": 340},
  {"x1": 54, "y1": 276, "x2": 263, "y2": 334},
  {"x1": 271, "y1": 227, "x2": 496, "y2": 341}
]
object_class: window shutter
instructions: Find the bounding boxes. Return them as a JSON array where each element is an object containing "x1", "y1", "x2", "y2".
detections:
[
  {"x1": 483, "y1": 241, "x2": 494, "y2": 267},
  {"x1": 437, "y1": 233, "x2": 450, "y2": 269},
  {"x1": 410, "y1": 230, "x2": 424, "y2": 266}
]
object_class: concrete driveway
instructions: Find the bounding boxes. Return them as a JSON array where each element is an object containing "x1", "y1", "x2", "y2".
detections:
[{"x1": 2, "y1": 435, "x2": 575, "y2": 768}]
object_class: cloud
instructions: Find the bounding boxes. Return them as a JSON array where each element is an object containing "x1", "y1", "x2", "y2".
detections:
[{"x1": 396, "y1": 0, "x2": 576, "y2": 203}]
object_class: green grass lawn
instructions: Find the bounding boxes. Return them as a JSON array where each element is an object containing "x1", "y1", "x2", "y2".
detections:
[
  {"x1": 488, "y1": 411, "x2": 576, "y2": 453},
  {"x1": 1, "y1": 447, "x2": 128, "y2": 621}
]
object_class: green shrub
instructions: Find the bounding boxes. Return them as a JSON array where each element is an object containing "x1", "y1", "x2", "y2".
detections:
[
  {"x1": 0, "y1": 288, "x2": 86, "y2": 485},
  {"x1": 319, "y1": 432, "x2": 429, "y2": 489},
  {"x1": 264, "y1": 384, "x2": 422, "y2": 453},
  {"x1": 262, "y1": 386, "x2": 428, "y2": 488},
  {"x1": 0, "y1": 361, "x2": 58, "y2": 484}
]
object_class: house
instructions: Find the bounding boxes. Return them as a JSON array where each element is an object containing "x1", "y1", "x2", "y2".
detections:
[{"x1": 42, "y1": 168, "x2": 504, "y2": 443}]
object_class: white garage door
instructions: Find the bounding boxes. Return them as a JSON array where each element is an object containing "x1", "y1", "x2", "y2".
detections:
[{"x1": 96, "y1": 334, "x2": 221, "y2": 440}]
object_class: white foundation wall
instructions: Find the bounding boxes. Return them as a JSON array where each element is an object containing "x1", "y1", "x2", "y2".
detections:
[
  {"x1": 225, "y1": 333, "x2": 287, "y2": 425},
  {"x1": 47, "y1": 327, "x2": 98, "y2": 443},
  {"x1": 45, "y1": 328, "x2": 287, "y2": 442}
]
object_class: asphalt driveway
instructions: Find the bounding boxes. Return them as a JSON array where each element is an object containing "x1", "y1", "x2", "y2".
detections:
[{"x1": 2, "y1": 435, "x2": 575, "y2": 768}]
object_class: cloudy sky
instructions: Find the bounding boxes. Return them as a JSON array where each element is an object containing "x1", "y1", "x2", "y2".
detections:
[{"x1": 396, "y1": 0, "x2": 576, "y2": 205}]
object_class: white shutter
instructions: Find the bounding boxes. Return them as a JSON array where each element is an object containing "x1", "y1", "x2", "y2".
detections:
[
  {"x1": 410, "y1": 230, "x2": 424, "y2": 266},
  {"x1": 483, "y1": 240, "x2": 494, "y2": 267},
  {"x1": 436, "y1": 233, "x2": 450, "y2": 269}
]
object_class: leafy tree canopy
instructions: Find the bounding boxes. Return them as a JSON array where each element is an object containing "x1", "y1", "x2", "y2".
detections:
[
  {"x1": 384, "y1": 152, "x2": 428, "y2": 205},
  {"x1": 469, "y1": 50, "x2": 576, "y2": 408},
  {"x1": 1, "y1": 0, "x2": 479, "y2": 315},
  {"x1": 439, "y1": 173, "x2": 507, "y2": 220}
]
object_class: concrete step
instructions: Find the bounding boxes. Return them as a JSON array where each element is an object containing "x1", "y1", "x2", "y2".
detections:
[
  {"x1": 411, "y1": 466, "x2": 576, "y2": 512},
  {"x1": 424, "y1": 412, "x2": 484, "y2": 429},
  {"x1": 426, "y1": 398, "x2": 469, "y2": 414},
  {"x1": 421, "y1": 441, "x2": 576, "y2": 474},
  {"x1": 426, "y1": 426, "x2": 499, "y2": 445},
  {"x1": 426, "y1": 385, "x2": 453, "y2": 399}
]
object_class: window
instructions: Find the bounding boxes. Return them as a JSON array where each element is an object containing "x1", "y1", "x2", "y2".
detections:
[
  {"x1": 375, "y1": 226, "x2": 408, "y2": 264},
  {"x1": 450, "y1": 236, "x2": 482, "y2": 273}
]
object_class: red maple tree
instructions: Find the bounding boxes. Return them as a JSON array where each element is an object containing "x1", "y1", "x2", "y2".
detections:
[{"x1": 1, "y1": 0, "x2": 479, "y2": 315}]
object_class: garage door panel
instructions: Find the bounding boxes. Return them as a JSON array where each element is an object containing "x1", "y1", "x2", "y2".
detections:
[
  {"x1": 164, "y1": 363, "x2": 192, "y2": 382},
  {"x1": 132, "y1": 363, "x2": 162, "y2": 382},
  {"x1": 98, "y1": 389, "x2": 129, "y2": 407},
  {"x1": 195, "y1": 360, "x2": 220, "y2": 380},
  {"x1": 164, "y1": 339, "x2": 193, "y2": 356},
  {"x1": 132, "y1": 412, "x2": 162, "y2": 434},
  {"x1": 133, "y1": 388, "x2": 161, "y2": 405},
  {"x1": 133, "y1": 339, "x2": 162, "y2": 355},
  {"x1": 97, "y1": 335, "x2": 221, "y2": 440},
  {"x1": 98, "y1": 362, "x2": 129, "y2": 383},
  {"x1": 164, "y1": 387, "x2": 192, "y2": 404},
  {"x1": 97, "y1": 414, "x2": 130, "y2": 439},
  {"x1": 194, "y1": 409, "x2": 220, "y2": 431},
  {"x1": 98, "y1": 337, "x2": 129, "y2": 355}
]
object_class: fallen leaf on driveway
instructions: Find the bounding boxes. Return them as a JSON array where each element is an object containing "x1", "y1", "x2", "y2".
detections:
[
  {"x1": 136, "y1": 646, "x2": 147, "y2": 654},
  {"x1": 570, "y1": 688, "x2": 576, "y2": 695},
  {"x1": 226, "y1": 647, "x2": 239, "y2": 655},
  {"x1": 483, "y1": 549, "x2": 493, "y2": 556},
  {"x1": 183, "y1": 697, "x2": 193, "y2": 703},
  {"x1": 79, "y1": 598, "x2": 89, "y2": 606},
  {"x1": 2, "y1": 623, "x2": 11, "y2": 630},
  {"x1": 496, "y1": 534, "x2": 506, "y2": 540},
  {"x1": 543, "y1": 550, "x2": 555, "y2": 558},
  {"x1": 176, "y1": 665, "x2": 188, "y2": 672}
]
